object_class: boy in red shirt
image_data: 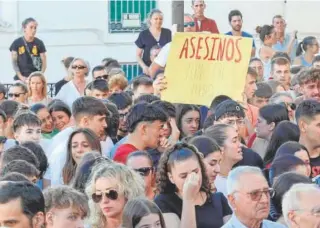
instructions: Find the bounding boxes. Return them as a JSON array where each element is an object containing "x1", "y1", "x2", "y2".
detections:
[{"x1": 114, "y1": 102, "x2": 168, "y2": 164}]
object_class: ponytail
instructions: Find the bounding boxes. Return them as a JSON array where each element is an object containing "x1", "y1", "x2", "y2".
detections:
[{"x1": 296, "y1": 42, "x2": 304, "y2": 57}]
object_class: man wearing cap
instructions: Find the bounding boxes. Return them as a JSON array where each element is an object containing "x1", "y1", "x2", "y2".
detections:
[
  {"x1": 213, "y1": 99, "x2": 264, "y2": 169},
  {"x1": 0, "y1": 83, "x2": 7, "y2": 101},
  {"x1": 249, "y1": 82, "x2": 273, "y2": 109}
]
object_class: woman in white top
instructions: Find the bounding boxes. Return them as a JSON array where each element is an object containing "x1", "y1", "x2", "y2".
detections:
[
  {"x1": 204, "y1": 124, "x2": 242, "y2": 197},
  {"x1": 27, "y1": 71, "x2": 51, "y2": 106},
  {"x1": 56, "y1": 57, "x2": 89, "y2": 108}
]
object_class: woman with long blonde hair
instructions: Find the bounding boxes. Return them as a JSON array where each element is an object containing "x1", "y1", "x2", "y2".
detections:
[
  {"x1": 86, "y1": 161, "x2": 145, "y2": 228},
  {"x1": 27, "y1": 71, "x2": 51, "y2": 106}
]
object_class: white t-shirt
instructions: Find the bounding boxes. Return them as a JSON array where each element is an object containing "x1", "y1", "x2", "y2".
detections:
[
  {"x1": 215, "y1": 174, "x2": 228, "y2": 197},
  {"x1": 56, "y1": 80, "x2": 87, "y2": 109},
  {"x1": 45, "y1": 128, "x2": 114, "y2": 186},
  {"x1": 154, "y1": 42, "x2": 171, "y2": 67}
]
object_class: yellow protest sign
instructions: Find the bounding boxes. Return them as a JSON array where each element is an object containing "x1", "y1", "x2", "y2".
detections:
[{"x1": 161, "y1": 33, "x2": 253, "y2": 106}]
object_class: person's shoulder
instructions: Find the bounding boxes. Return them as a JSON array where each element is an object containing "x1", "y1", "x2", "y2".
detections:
[
  {"x1": 12, "y1": 37, "x2": 23, "y2": 43},
  {"x1": 34, "y1": 37, "x2": 44, "y2": 43},
  {"x1": 263, "y1": 219, "x2": 287, "y2": 227},
  {"x1": 225, "y1": 31, "x2": 232, "y2": 35},
  {"x1": 205, "y1": 17, "x2": 217, "y2": 23},
  {"x1": 161, "y1": 28, "x2": 172, "y2": 34},
  {"x1": 241, "y1": 31, "x2": 254, "y2": 38}
]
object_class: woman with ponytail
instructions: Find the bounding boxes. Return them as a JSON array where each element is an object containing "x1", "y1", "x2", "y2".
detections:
[{"x1": 294, "y1": 36, "x2": 319, "y2": 67}]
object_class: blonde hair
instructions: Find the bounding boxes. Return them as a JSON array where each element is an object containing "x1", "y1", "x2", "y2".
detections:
[
  {"x1": 28, "y1": 71, "x2": 48, "y2": 98},
  {"x1": 85, "y1": 161, "x2": 145, "y2": 228},
  {"x1": 108, "y1": 74, "x2": 129, "y2": 91}
]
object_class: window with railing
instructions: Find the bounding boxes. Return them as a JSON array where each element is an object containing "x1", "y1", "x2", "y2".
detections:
[{"x1": 108, "y1": 0, "x2": 157, "y2": 33}]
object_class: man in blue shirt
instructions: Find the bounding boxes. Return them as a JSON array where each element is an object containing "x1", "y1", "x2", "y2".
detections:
[
  {"x1": 225, "y1": 10, "x2": 256, "y2": 57},
  {"x1": 272, "y1": 15, "x2": 298, "y2": 63}
]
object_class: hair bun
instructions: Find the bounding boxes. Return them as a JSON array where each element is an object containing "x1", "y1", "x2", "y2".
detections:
[{"x1": 255, "y1": 26, "x2": 262, "y2": 34}]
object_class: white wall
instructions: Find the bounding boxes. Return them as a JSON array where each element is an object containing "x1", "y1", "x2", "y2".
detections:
[{"x1": 0, "y1": 0, "x2": 319, "y2": 84}]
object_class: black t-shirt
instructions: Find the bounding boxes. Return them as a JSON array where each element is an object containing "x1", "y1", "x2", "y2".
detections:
[
  {"x1": 135, "y1": 28, "x2": 171, "y2": 66},
  {"x1": 234, "y1": 147, "x2": 264, "y2": 169},
  {"x1": 154, "y1": 192, "x2": 232, "y2": 228},
  {"x1": 9, "y1": 37, "x2": 46, "y2": 77},
  {"x1": 310, "y1": 156, "x2": 320, "y2": 178},
  {"x1": 55, "y1": 79, "x2": 68, "y2": 95}
]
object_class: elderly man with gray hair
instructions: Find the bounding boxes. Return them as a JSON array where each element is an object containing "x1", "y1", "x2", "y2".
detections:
[
  {"x1": 222, "y1": 166, "x2": 286, "y2": 228},
  {"x1": 282, "y1": 183, "x2": 320, "y2": 228}
]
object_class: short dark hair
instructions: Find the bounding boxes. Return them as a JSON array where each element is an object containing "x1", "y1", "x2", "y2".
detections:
[
  {"x1": 247, "y1": 66, "x2": 258, "y2": 79},
  {"x1": 249, "y1": 57, "x2": 263, "y2": 64},
  {"x1": 21, "y1": 141, "x2": 48, "y2": 178},
  {"x1": 126, "y1": 103, "x2": 168, "y2": 133},
  {"x1": 259, "y1": 104, "x2": 289, "y2": 125},
  {"x1": 48, "y1": 100, "x2": 72, "y2": 118},
  {"x1": 290, "y1": 65, "x2": 304, "y2": 75},
  {"x1": 126, "y1": 151, "x2": 153, "y2": 166},
  {"x1": 103, "y1": 58, "x2": 121, "y2": 68},
  {"x1": 43, "y1": 186, "x2": 89, "y2": 217},
  {"x1": 72, "y1": 96, "x2": 108, "y2": 121},
  {"x1": 62, "y1": 57, "x2": 75, "y2": 69},
  {"x1": 256, "y1": 25, "x2": 274, "y2": 42},
  {"x1": 1, "y1": 145, "x2": 40, "y2": 169},
  {"x1": 1, "y1": 160, "x2": 40, "y2": 178},
  {"x1": 152, "y1": 100, "x2": 176, "y2": 118},
  {"x1": 12, "y1": 112, "x2": 41, "y2": 132},
  {"x1": 0, "y1": 172, "x2": 30, "y2": 182},
  {"x1": 0, "y1": 109, "x2": 7, "y2": 122},
  {"x1": 0, "y1": 181, "x2": 45, "y2": 220},
  {"x1": 30, "y1": 103, "x2": 46, "y2": 115},
  {"x1": 91, "y1": 79, "x2": 109, "y2": 92},
  {"x1": 92, "y1": 65, "x2": 106, "y2": 76},
  {"x1": 295, "y1": 100, "x2": 320, "y2": 123},
  {"x1": 108, "y1": 92, "x2": 132, "y2": 110},
  {"x1": 228, "y1": 10, "x2": 242, "y2": 22},
  {"x1": 0, "y1": 100, "x2": 20, "y2": 119},
  {"x1": 209, "y1": 95, "x2": 231, "y2": 113},
  {"x1": 134, "y1": 94, "x2": 160, "y2": 104},
  {"x1": 254, "y1": 82, "x2": 273, "y2": 98},
  {"x1": 132, "y1": 76, "x2": 153, "y2": 92},
  {"x1": 272, "y1": 172, "x2": 312, "y2": 214},
  {"x1": 176, "y1": 104, "x2": 201, "y2": 136}
]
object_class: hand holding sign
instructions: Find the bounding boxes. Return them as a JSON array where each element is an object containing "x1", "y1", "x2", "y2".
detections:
[{"x1": 161, "y1": 33, "x2": 253, "y2": 106}]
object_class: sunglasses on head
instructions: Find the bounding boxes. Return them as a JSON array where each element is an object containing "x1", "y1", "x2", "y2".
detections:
[
  {"x1": 72, "y1": 65, "x2": 86, "y2": 70},
  {"x1": 92, "y1": 189, "x2": 118, "y2": 203},
  {"x1": 184, "y1": 22, "x2": 195, "y2": 28},
  {"x1": 8, "y1": 93, "x2": 25, "y2": 98},
  {"x1": 134, "y1": 167, "x2": 153, "y2": 177},
  {"x1": 96, "y1": 75, "x2": 109, "y2": 80},
  {"x1": 281, "y1": 102, "x2": 296, "y2": 110}
]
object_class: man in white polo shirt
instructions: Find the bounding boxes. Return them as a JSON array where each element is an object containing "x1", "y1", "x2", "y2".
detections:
[{"x1": 149, "y1": 13, "x2": 197, "y2": 78}]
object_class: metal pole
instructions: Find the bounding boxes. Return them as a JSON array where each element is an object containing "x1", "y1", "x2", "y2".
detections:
[{"x1": 172, "y1": 0, "x2": 184, "y2": 32}]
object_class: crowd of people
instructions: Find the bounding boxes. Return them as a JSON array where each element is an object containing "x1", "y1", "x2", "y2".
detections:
[{"x1": 0, "y1": 0, "x2": 320, "y2": 228}]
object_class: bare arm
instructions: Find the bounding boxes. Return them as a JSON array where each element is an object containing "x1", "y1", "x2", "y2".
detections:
[
  {"x1": 162, "y1": 213, "x2": 180, "y2": 228},
  {"x1": 136, "y1": 48, "x2": 149, "y2": 74},
  {"x1": 149, "y1": 62, "x2": 163, "y2": 79},
  {"x1": 40, "y1": 52, "x2": 47, "y2": 73},
  {"x1": 180, "y1": 200, "x2": 197, "y2": 228},
  {"x1": 11, "y1": 51, "x2": 24, "y2": 80},
  {"x1": 285, "y1": 31, "x2": 298, "y2": 55}
]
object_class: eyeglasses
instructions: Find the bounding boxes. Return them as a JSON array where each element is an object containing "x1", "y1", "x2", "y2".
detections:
[
  {"x1": 283, "y1": 102, "x2": 296, "y2": 110},
  {"x1": 234, "y1": 188, "x2": 275, "y2": 201},
  {"x1": 8, "y1": 93, "x2": 25, "y2": 98},
  {"x1": 96, "y1": 75, "x2": 109, "y2": 80},
  {"x1": 134, "y1": 167, "x2": 153, "y2": 177},
  {"x1": 92, "y1": 189, "x2": 118, "y2": 203},
  {"x1": 72, "y1": 65, "x2": 87, "y2": 70},
  {"x1": 184, "y1": 22, "x2": 195, "y2": 28},
  {"x1": 119, "y1": 112, "x2": 129, "y2": 119}
]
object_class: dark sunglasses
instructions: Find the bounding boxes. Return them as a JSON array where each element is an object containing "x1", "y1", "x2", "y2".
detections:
[
  {"x1": 281, "y1": 102, "x2": 296, "y2": 110},
  {"x1": 72, "y1": 65, "x2": 86, "y2": 70},
  {"x1": 134, "y1": 167, "x2": 153, "y2": 177},
  {"x1": 119, "y1": 112, "x2": 129, "y2": 119},
  {"x1": 8, "y1": 93, "x2": 25, "y2": 98},
  {"x1": 92, "y1": 189, "x2": 118, "y2": 203},
  {"x1": 184, "y1": 22, "x2": 195, "y2": 28},
  {"x1": 96, "y1": 75, "x2": 109, "y2": 80}
]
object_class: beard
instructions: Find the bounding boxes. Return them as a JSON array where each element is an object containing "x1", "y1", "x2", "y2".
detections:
[{"x1": 232, "y1": 25, "x2": 242, "y2": 32}]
